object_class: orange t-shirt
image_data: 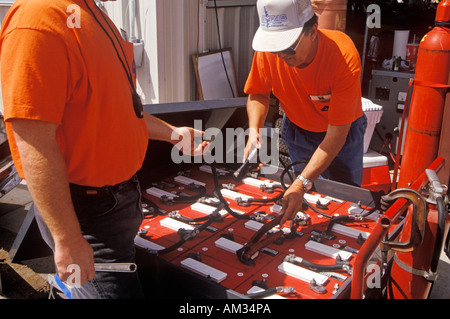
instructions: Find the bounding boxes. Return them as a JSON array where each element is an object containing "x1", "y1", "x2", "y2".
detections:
[
  {"x1": 244, "y1": 29, "x2": 363, "y2": 132},
  {"x1": 0, "y1": 0, "x2": 149, "y2": 187}
]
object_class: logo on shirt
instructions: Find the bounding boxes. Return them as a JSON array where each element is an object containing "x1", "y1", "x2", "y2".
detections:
[
  {"x1": 261, "y1": 7, "x2": 288, "y2": 29},
  {"x1": 310, "y1": 94, "x2": 331, "y2": 112},
  {"x1": 310, "y1": 94, "x2": 331, "y2": 102}
]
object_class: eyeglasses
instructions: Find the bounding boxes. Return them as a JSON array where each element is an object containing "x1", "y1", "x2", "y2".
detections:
[{"x1": 278, "y1": 31, "x2": 306, "y2": 56}]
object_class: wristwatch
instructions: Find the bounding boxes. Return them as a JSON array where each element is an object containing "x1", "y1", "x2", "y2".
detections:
[{"x1": 297, "y1": 175, "x2": 312, "y2": 192}]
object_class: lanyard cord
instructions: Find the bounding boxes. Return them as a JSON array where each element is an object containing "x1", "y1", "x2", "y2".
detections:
[{"x1": 83, "y1": 0, "x2": 135, "y2": 91}]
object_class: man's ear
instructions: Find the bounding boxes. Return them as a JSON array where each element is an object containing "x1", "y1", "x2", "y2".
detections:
[{"x1": 309, "y1": 24, "x2": 319, "y2": 41}]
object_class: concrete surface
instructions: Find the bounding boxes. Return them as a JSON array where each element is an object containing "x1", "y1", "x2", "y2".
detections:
[{"x1": 0, "y1": 180, "x2": 449, "y2": 299}]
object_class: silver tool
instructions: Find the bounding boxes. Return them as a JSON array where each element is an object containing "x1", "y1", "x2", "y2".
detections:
[{"x1": 94, "y1": 263, "x2": 137, "y2": 273}]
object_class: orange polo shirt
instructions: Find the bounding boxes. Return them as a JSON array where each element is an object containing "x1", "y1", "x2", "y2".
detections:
[
  {"x1": 244, "y1": 29, "x2": 363, "y2": 132},
  {"x1": 0, "y1": 0, "x2": 148, "y2": 187}
]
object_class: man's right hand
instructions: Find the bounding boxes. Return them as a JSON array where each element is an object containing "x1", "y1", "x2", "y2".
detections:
[{"x1": 54, "y1": 235, "x2": 95, "y2": 286}]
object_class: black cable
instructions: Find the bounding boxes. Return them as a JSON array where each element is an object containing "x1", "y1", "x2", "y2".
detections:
[
  {"x1": 169, "y1": 209, "x2": 223, "y2": 225},
  {"x1": 431, "y1": 196, "x2": 448, "y2": 272},
  {"x1": 151, "y1": 207, "x2": 221, "y2": 256},
  {"x1": 163, "y1": 184, "x2": 207, "y2": 204},
  {"x1": 246, "y1": 287, "x2": 279, "y2": 299},
  {"x1": 246, "y1": 287, "x2": 296, "y2": 299},
  {"x1": 140, "y1": 197, "x2": 162, "y2": 218},
  {"x1": 211, "y1": 163, "x2": 251, "y2": 220},
  {"x1": 288, "y1": 256, "x2": 351, "y2": 273}
]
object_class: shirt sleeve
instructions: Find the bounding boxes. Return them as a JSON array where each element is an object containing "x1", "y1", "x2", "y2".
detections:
[
  {"x1": 244, "y1": 51, "x2": 273, "y2": 96},
  {"x1": 1, "y1": 28, "x2": 70, "y2": 124}
]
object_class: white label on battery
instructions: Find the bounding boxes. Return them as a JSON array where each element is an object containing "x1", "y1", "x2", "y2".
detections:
[
  {"x1": 244, "y1": 220, "x2": 288, "y2": 235},
  {"x1": 190, "y1": 202, "x2": 228, "y2": 217},
  {"x1": 214, "y1": 237, "x2": 243, "y2": 254},
  {"x1": 180, "y1": 258, "x2": 227, "y2": 283},
  {"x1": 146, "y1": 187, "x2": 178, "y2": 198},
  {"x1": 244, "y1": 220, "x2": 264, "y2": 232},
  {"x1": 160, "y1": 217, "x2": 195, "y2": 231},
  {"x1": 365, "y1": 212, "x2": 382, "y2": 221},
  {"x1": 199, "y1": 165, "x2": 229, "y2": 175},
  {"x1": 242, "y1": 177, "x2": 280, "y2": 189},
  {"x1": 305, "y1": 240, "x2": 352, "y2": 261},
  {"x1": 304, "y1": 193, "x2": 321, "y2": 203},
  {"x1": 134, "y1": 236, "x2": 165, "y2": 251},
  {"x1": 174, "y1": 175, "x2": 206, "y2": 187},
  {"x1": 270, "y1": 204, "x2": 310, "y2": 222},
  {"x1": 270, "y1": 204, "x2": 282, "y2": 214},
  {"x1": 348, "y1": 206, "x2": 381, "y2": 221},
  {"x1": 348, "y1": 206, "x2": 366, "y2": 215},
  {"x1": 220, "y1": 189, "x2": 252, "y2": 200},
  {"x1": 241, "y1": 177, "x2": 266, "y2": 187},
  {"x1": 331, "y1": 224, "x2": 370, "y2": 240},
  {"x1": 278, "y1": 261, "x2": 328, "y2": 286}
]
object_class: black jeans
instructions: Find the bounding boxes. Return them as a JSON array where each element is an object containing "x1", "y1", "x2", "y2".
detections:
[{"x1": 34, "y1": 174, "x2": 144, "y2": 299}]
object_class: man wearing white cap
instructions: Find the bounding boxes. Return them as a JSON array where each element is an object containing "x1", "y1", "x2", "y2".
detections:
[{"x1": 244, "y1": 0, "x2": 367, "y2": 225}]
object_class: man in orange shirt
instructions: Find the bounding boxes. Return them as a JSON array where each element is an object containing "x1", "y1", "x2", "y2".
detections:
[
  {"x1": 244, "y1": 0, "x2": 367, "y2": 225},
  {"x1": 0, "y1": 0, "x2": 206, "y2": 298}
]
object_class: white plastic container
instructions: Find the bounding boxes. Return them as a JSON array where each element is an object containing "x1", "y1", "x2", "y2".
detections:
[{"x1": 362, "y1": 98, "x2": 383, "y2": 153}]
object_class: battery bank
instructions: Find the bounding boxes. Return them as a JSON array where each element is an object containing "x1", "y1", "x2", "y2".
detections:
[{"x1": 136, "y1": 165, "x2": 395, "y2": 299}]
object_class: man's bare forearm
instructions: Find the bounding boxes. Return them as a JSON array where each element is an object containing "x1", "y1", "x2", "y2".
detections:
[
  {"x1": 280, "y1": 123, "x2": 351, "y2": 224},
  {"x1": 11, "y1": 119, "x2": 82, "y2": 242},
  {"x1": 11, "y1": 118, "x2": 95, "y2": 282},
  {"x1": 143, "y1": 112, "x2": 176, "y2": 143},
  {"x1": 247, "y1": 93, "x2": 270, "y2": 131}
]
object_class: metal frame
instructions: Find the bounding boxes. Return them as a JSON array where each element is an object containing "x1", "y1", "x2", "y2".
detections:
[{"x1": 206, "y1": 0, "x2": 256, "y2": 8}]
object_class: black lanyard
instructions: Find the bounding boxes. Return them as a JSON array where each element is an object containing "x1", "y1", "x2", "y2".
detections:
[{"x1": 83, "y1": 0, "x2": 143, "y2": 118}]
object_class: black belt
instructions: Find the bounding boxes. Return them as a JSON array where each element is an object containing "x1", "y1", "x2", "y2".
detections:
[{"x1": 69, "y1": 174, "x2": 138, "y2": 196}]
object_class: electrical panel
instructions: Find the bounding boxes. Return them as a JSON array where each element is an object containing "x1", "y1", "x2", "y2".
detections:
[{"x1": 368, "y1": 69, "x2": 414, "y2": 155}]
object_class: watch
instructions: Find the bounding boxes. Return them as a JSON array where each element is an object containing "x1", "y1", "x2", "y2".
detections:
[{"x1": 297, "y1": 175, "x2": 312, "y2": 192}]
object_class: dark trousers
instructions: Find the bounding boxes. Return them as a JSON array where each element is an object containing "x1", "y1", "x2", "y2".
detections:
[
  {"x1": 33, "y1": 174, "x2": 144, "y2": 299},
  {"x1": 281, "y1": 114, "x2": 367, "y2": 187}
]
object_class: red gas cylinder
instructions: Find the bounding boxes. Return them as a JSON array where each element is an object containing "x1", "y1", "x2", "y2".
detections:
[
  {"x1": 398, "y1": 0, "x2": 450, "y2": 188},
  {"x1": 388, "y1": 1, "x2": 450, "y2": 299}
]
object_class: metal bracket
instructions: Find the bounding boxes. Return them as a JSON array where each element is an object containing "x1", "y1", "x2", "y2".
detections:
[
  {"x1": 394, "y1": 254, "x2": 437, "y2": 282},
  {"x1": 424, "y1": 169, "x2": 448, "y2": 205}
]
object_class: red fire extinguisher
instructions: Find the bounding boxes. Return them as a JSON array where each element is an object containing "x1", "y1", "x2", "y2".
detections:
[
  {"x1": 387, "y1": 1, "x2": 450, "y2": 299},
  {"x1": 397, "y1": 0, "x2": 450, "y2": 188}
]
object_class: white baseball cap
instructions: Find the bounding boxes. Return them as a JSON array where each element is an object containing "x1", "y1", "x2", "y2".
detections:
[{"x1": 252, "y1": 0, "x2": 315, "y2": 52}]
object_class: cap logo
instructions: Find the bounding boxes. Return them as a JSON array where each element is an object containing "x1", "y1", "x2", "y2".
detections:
[{"x1": 261, "y1": 6, "x2": 288, "y2": 29}]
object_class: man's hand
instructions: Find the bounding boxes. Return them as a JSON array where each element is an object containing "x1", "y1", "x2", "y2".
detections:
[
  {"x1": 243, "y1": 127, "x2": 261, "y2": 161},
  {"x1": 54, "y1": 236, "x2": 95, "y2": 286},
  {"x1": 279, "y1": 182, "x2": 304, "y2": 225},
  {"x1": 171, "y1": 126, "x2": 209, "y2": 157}
]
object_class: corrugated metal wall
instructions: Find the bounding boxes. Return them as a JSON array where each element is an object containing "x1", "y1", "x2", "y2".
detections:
[{"x1": 104, "y1": 0, "x2": 259, "y2": 104}]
